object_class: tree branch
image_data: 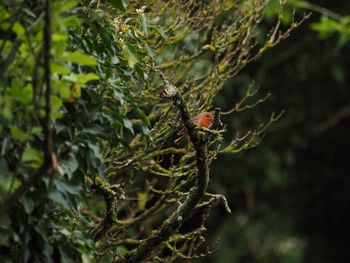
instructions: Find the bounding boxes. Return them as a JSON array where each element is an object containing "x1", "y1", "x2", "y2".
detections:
[
  {"x1": 310, "y1": 103, "x2": 350, "y2": 135},
  {"x1": 90, "y1": 182, "x2": 125, "y2": 241},
  {"x1": 116, "y1": 70, "x2": 211, "y2": 262}
]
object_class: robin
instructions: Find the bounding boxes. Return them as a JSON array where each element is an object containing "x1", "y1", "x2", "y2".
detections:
[{"x1": 174, "y1": 112, "x2": 214, "y2": 144}]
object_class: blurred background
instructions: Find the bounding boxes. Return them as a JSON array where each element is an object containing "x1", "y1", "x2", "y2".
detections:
[{"x1": 206, "y1": 0, "x2": 350, "y2": 262}]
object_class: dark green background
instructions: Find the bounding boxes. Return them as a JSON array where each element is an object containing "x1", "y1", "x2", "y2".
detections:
[{"x1": 207, "y1": 1, "x2": 350, "y2": 262}]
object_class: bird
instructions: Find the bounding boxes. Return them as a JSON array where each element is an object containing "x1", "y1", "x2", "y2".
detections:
[{"x1": 174, "y1": 112, "x2": 214, "y2": 144}]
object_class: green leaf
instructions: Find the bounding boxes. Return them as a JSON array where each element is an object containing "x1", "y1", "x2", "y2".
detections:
[
  {"x1": 52, "y1": 63, "x2": 70, "y2": 74},
  {"x1": 117, "y1": 246, "x2": 128, "y2": 256},
  {"x1": 64, "y1": 51, "x2": 97, "y2": 66},
  {"x1": 153, "y1": 25, "x2": 167, "y2": 40},
  {"x1": 122, "y1": 44, "x2": 138, "y2": 69},
  {"x1": 60, "y1": 0, "x2": 79, "y2": 12},
  {"x1": 108, "y1": 0, "x2": 128, "y2": 11},
  {"x1": 10, "y1": 127, "x2": 27, "y2": 142},
  {"x1": 32, "y1": 127, "x2": 42, "y2": 136},
  {"x1": 0, "y1": 9, "x2": 10, "y2": 21},
  {"x1": 52, "y1": 33, "x2": 68, "y2": 42},
  {"x1": 135, "y1": 64, "x2": 147, "y2": 81},
  {"x1": 56, "y1": 180, "x2": 82, "y2": 195},
  {"x1": 20, "y1": 197, "x2": 35, "y2": 214},
  {"x1": 58, "y1": 153, "x2": 79, "y2": 179},
  {"x1": 23, "y1": 8, "x2": 36, "y2": 19},
  {"x1": 140, "y1": 14, "x2": 149, "y2": 37},
  {"x1": 81, "y1": 125, "x2": 108, "y2": 135},
  {"x1": 13, "y1": 22, "x2": 24, "y2": 35},
  {"x1": 89, "y1": 143, "x2": 103, "y2": 160},
  {"x1": 76, "y1": 73, "x2": 100, "y2": 84},
  {"x1": 123, "y1": 117, "x2": 134, "y2": 134},
  {"x1": 145, "y1": 44, "x2": 156, "y2": 60},
  {"x1": 52, "y1": 96, "x2": 63, "y2": 111},
  {"x1": 113, "y1": 89, "x2": 125, "y2": 105},
  {"x1": 11, "y1": 79, "x2": 32, "y2": 104},
  {"x1": 15, "y1": 84, "x2": 32, "y2": 104},
  {"x1": 56, "y1": 83, "x2": 71, "y2": 98},
  {"x1": 22, "y1": 148, "x2": 43, "y2": 163},
  {"x1": 141, "y1": 125, "x2": 152, "y2": 142},
  {"x1": 49, "y1": 190, "x2": 70, "y2": 209},
  {"x1": 2, "y1": 100, "x2": 13, "y2": 121}
]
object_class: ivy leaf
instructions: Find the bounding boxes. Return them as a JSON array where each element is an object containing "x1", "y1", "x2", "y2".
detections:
[
  {"x1": 49, "y1": 190, "x2": 70, "y2": 209},
  {"x1": 55, "y1": 180, "x2": 82, "y2": 195},
  {"x1": 58, "y1": 153, "x2": 79, "y2": 179},
  {"x1": 89, "y1": 143, "x2": 103, "y2": 160}
]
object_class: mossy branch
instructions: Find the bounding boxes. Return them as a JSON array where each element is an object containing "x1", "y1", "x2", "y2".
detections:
[
  {"x1": 116, "y1": 70, "x2": 211, "y2": 262},
  {"x1": 90, "y1": 181, "x2": 125, "y2": 241}
]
